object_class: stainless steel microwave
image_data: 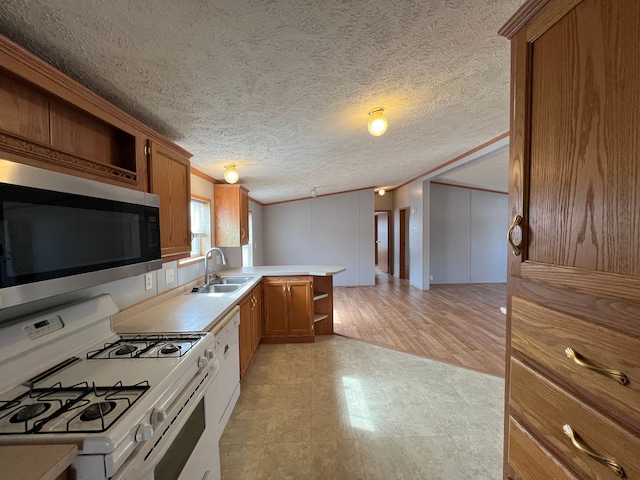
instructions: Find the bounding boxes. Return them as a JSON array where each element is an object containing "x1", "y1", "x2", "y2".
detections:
[{"x1": 0, "y1": 159, "x2": 161, "y2": 309}]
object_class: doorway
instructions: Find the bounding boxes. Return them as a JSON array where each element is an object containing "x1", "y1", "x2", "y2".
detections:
[
  {"x1": 375, "y1": 211, "x2": 391, "y2": 273},
  {"x1": 399, "y1": 207, "x2": 409, "y2": 279}
]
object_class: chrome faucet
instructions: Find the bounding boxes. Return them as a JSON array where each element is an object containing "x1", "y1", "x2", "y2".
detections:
[{"x1": 203, "y1": 247, "x2": 229, "y2": 286}]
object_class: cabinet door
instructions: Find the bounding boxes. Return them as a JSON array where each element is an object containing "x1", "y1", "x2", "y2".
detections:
[
  {"x1": 214, "y1": 185, "x2": 250, "y2": 247},
  {"x1": 148, "y1": 139, "x2": 191, "y2": 262},
  {"x1": 287, "y1": 281, "x2": 313, "y2": 336},
  {"x1": 503, "y1": 0, "x2": 640, "y2": 478},
  {"x1": 263, "y1": 281, "x2": 287, "y2": 335},
  {"x1": 239, "y1": 294, "x2": 253, "y2": 378},
  {"x1": 252, "y1": 284, "x2": 263, "y2": 350}
]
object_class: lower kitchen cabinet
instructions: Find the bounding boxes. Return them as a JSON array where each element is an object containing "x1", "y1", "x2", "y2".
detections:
[
  {"x1": 262, "y1": 277, "x2": 313, "y2": 343},
  {"x1": 239, "y1": 283, "x2": 262, "y2": 378}
]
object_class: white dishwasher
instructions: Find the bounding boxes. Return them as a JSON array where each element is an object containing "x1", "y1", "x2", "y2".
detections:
[{"x1": 209, "y1": 306, "x2": 241, "y2": 440}]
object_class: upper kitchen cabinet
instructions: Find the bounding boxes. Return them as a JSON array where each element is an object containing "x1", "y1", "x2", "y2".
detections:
[
  {"x1": 0, "y1": 34, "x2": 194, "y2": 262},
  {"x1": 147, "y1": 139, "x2": 192, "y2": 262},
  {"x1": 0, "y1": 35, "x2": 148, "y2": 190},
  {"x1": 214, "y1": 184, "x2": 249, "y2": 247}
]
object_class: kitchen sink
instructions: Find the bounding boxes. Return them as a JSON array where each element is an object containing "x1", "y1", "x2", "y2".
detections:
[
  {"x1": 191, "y1": 284, "x2": 241, "y2": 294},
  {"x1": 214, "y1": 277, "x2": 252, "y2": 285}
]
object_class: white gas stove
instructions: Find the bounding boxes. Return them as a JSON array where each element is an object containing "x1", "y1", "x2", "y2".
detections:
[{"x1": 0, "y1": 294, "x2": 223, "y2": 479}]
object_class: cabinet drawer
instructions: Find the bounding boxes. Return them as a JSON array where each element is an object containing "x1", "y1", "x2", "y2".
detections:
[
  {"x1": 508, "y1": 417, "x2": 579, "y2": 480},
  {"x1": 510, "y1": 358, "x2": 640, "y2": 479},
  {"x1": 512, "y1": 296, "x2": 640, "y2": 421}
]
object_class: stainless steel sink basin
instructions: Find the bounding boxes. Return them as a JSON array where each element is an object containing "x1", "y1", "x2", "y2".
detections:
[
  {"x1": 216, "y1": 277, "x2": 252, "y2": 284},
  {"x1": 191, "y1": 284, "x2": 241, "y2": 294}
]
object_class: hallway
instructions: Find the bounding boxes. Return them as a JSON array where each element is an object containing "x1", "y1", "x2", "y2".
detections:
[{"x1": 333, "y1": 273, "x2": 506, "y2": 377}]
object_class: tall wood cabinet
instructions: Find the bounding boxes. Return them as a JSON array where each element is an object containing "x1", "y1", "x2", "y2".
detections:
[
  {"x1": 262, "y1": 277, "x2": 314, "y2": 343},
  {"x1": 214, "y1": 184, "x2": 249, "y2": 247},
  {"x1": 500, "y1": 1, "x2": 640, "y2": 479}
]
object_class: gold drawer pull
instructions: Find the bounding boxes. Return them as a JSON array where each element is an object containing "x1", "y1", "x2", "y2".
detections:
[
  {"x1": 565, "y1": 347, "x2": 628, "y2": 385},
  {"x1": 562, "y1": 424, "x2": 626, "y2": 479},
  {"x1": 507, "y1": 214, "x2": 523, "y2": 256}
]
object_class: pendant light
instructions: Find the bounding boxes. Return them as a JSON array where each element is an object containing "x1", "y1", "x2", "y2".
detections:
[
  {"x1": 223, "y1": 164, "x2": 239, "y2": 184},
  {"x1": 367, "y1": 108, "x2": 388, "y2": 136}
]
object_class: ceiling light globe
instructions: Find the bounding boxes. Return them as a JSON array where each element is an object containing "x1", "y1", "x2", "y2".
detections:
[
  {"x1": 224, "y1": 165, "x2": 239, "y2": 184},
  {"x1": 367, "y1": 109, "x2": 388, "y2": 136},
  {"x1": 378, "y1": 189, "x2": 386, "y2": 196}
]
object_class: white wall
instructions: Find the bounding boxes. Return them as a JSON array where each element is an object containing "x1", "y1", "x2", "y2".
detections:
[
  {"x1": 264, "y1": 190, "x2": 374, "y2": 286},
  {"x1": 429, "y1": 184, "x2": 507, "y2": 283},
  {"x1": 392, "y1": 180, "x2": 426, "y2": 290},
  {"x1": 249, "y1": 200, "x2": 265, "y2": 266}
]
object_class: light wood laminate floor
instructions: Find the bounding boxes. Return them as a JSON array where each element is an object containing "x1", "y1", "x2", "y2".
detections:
[{"x1": 333, "y1": 273, "x2": 506, "y2": 377}]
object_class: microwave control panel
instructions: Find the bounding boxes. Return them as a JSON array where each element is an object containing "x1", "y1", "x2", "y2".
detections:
[{"x1": 23, "y1": 315, "x2": 64, "y2": 340}]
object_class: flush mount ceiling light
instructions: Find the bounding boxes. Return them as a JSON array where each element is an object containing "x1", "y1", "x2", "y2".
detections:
[
  {"x1": 367, "y1": 108, "x2": 388, "y2": 136},
  {"x1": 223, "y1": 164, "x2": 239, "y2": 184},
  {"x1": 310, "y1": 187, "x2": 318, "y2": 198},
  {"x1": 377, "y1": 189, "x2": 386, "y2": 196}
]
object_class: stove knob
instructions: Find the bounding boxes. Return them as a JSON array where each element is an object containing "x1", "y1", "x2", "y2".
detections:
[
  {"x1": 198, "y1": 356, "x2": 209, "y2": 369},
  {"x1": 135, "y1": 423, "x2": 153, "y2": 443},
  {"x1": 206, "y1": 349, "x2": 214, "y2": 360},
  {"x1": 151, "y1": 408, "x2": 167, "y2": 426}
]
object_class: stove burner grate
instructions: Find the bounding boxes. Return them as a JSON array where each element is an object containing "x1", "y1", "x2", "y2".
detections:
[
  {"x1": 80, "y1": 401, "x2": 116, "y2": 422},
  {"x1": 114, "y1": 344, "x2": 137, "y2": 356},
  {"x1": 9, "y1": 402, "x2": 51, "y2": 423},
  {"x1": 160, "y1": 344, "x2": 181, "y2": 355}
]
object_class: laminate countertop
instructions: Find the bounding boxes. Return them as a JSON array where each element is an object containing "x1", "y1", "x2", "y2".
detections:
[
  {"x1": 113, "y1": 265, "x2": 344, "y2": 334},
  {"x1": 0, "y1": 444, "x2": 77, "y2": 480}
]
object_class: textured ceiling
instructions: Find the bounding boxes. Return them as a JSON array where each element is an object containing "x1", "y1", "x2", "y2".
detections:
[
  {"x1": 0, "y1": 0, "x2": 523, "y2": 203},
  {"x1": 435, "y1": 146, "x2": 509, "y2": 192}
]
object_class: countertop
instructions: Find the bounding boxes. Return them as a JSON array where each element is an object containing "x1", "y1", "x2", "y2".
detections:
[
  {"x1": 0, "y1": 444, "x2": 77, "y2": 480},
  {"x1": 113, "y1": 265, "x2": 344, "y2": 334}
]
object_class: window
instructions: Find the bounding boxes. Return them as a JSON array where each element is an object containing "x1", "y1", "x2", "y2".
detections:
[
  {"x1": 241, "y1": 211, "x2": 253, "y2": 266},
  {"x1": 190, "y1": 198, "x2": 211, "y2": 257}
]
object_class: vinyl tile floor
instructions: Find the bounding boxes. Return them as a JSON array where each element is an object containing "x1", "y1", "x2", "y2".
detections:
[{"x1": 219, "y1": 336, "x2": 504, "y2": 480}]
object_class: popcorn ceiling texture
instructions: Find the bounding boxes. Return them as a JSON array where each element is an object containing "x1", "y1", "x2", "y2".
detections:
[{"x1": 0, "y1": 0, "x2": 524, "y2": 203}]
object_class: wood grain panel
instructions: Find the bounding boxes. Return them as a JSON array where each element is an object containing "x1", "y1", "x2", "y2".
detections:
[
  {"x1": 287, "y1": 280, "x2": 313, "y2": 336},
  {"x1": 0, "y1": 70, "x2": 49, "y2": 143},
  {"x1": 49, "y1": 100, "x2": 136, "y2": 171},
  {"x1": 239, "y1": 294, "x2": 253, "y2": 379},
  {"x1": 527, "y1": 0, "x2": 640, "y2": 276},
  {"x1": 508, "y1": 417, "x2": 579, "y2": 480},
  {"x1": 510, "y1": 358, "x2": 640, "y2": 479},
  {"x1": 252, "y1": 284, "x2": 263, "y2": 351},
  {"x1": 512, "y1": 296, "x2": 640, "y2": 429},
  {"x1": 149, "y1": 140, "x2": 191, "y2": 260},
  {"x1": 312, "y1": 275, "x2": 334, "y2": 335},
  {"x1": 521, "y1": 261, "x2": 640, "y2": 303},
  {"x1": 263, "y1": 280, "x2": 287, "y2": 336}
]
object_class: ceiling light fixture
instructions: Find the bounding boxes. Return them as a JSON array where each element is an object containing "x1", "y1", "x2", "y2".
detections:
[
  {"x1": 223, "y1": 164, "x2": 239, "y2": 184},
  {"x1": 367, "y1": 108, "x2": 388, "y2": 136},
  {"x1": 310, "y1": 187, "x2": 318, "y2": 198},
  {"x1": 378, "y1": 189, "x2": 386, "y2": 196}
]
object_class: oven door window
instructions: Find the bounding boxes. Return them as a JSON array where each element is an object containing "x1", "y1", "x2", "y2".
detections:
[
  {"x1": 0, "y1": 183, "x2": 151, "y2": 287},
  {"x1": 154, "y1": 398, "x2": 205, "y2": 480}
]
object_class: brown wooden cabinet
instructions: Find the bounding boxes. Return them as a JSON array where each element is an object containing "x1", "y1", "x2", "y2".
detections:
[
  {"x1": 147, "y1": 139, "x2": 192, "y2": 263},
  {"x1": 312, "y1": 275, "x2": 334, "y2": 335},
  {"x1": 239, "y1": 283, "x2": 262, "y2": 378},
  {"x1": 0, "y1": 34, "x2": 194, "y2": 264},
  {"x1": 500, "y1": 1, "x2": 640, "y2": 479},
  {"x1": 262, "y1": 277, "x2": 313, "y2": 343},
  {"x1": 214, "y1": 184, "x2": 249, "y2": 247}
]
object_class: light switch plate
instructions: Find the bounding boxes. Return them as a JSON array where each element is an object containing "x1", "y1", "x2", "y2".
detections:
[{"x1": 165, "y1": 268, "x2": 175, "y2": 284}]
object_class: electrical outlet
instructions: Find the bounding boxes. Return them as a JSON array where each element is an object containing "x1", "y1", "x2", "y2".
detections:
[
  {"x1": 429, "y1": 275, "x2": 433, "y2": 281},
  {"x1": 165, "y1": 268, "x2": 175, "y2": 284},
  {"x1": 145, "y1": 273, "x2": 153, "y2": 291}
]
